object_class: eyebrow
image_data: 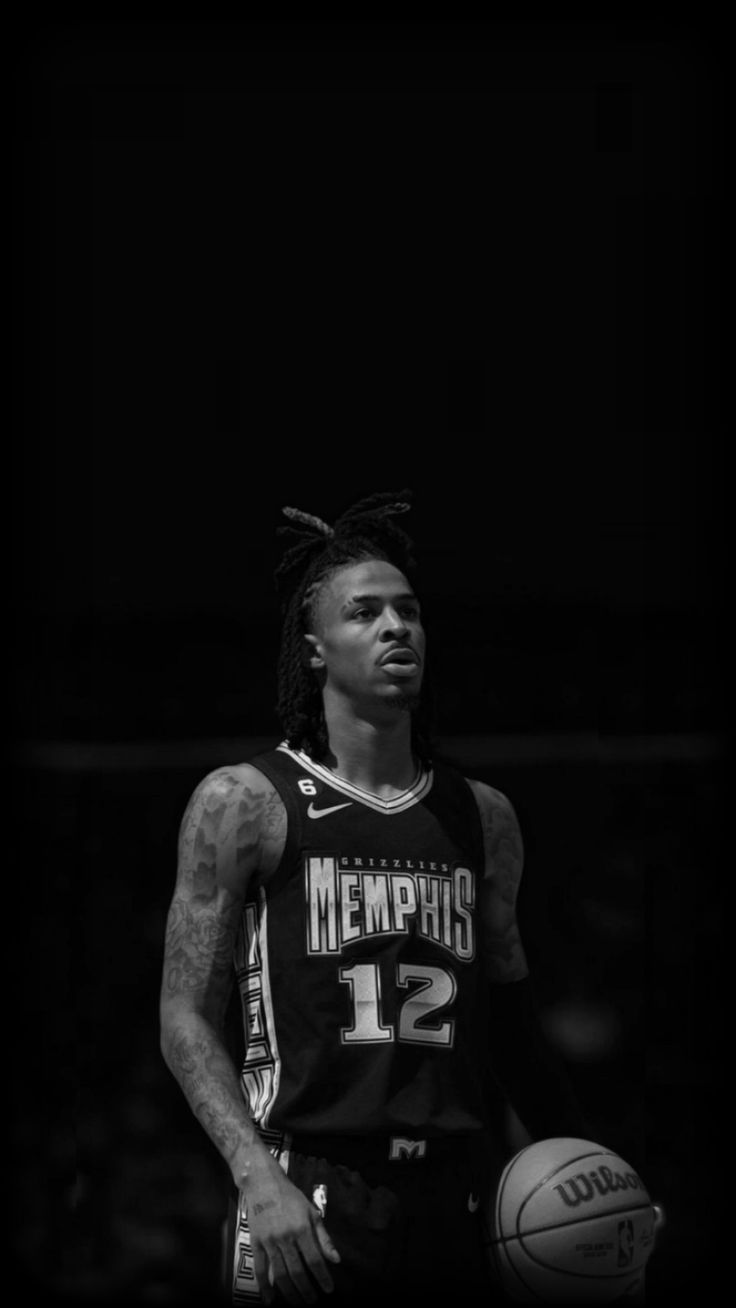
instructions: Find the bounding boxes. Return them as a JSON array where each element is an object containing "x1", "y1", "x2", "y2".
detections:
[{"x1": 343, "y1": 592, "x2": 419, "y2": 609}]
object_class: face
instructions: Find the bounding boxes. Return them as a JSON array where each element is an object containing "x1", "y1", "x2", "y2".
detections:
[{"x1": 304, "y1": 558, "x2": 426, "y2": 713}]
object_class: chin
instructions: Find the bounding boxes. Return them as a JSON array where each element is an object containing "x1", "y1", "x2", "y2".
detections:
[{"x1": 383, "y1": 690, "x2": 421, "y2": 713}]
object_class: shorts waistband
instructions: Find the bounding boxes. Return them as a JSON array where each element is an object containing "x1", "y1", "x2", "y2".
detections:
[{"x1": 287, "y1": 1131, "x2": 483, "y2": 1168}]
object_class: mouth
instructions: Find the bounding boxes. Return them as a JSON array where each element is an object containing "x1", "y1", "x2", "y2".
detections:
[{"x1": 378, "y1": 648, "x2": 420, "y2": 672}]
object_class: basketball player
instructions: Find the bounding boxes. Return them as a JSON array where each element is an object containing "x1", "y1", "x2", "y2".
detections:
[{"x1": 159, "y1": 491, "x2": 589, "y2": 1306}]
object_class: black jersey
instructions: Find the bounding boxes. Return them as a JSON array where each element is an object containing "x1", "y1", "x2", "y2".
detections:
[{"x1": 234, "y1": 743, "x2": 489, "y2": 1138}]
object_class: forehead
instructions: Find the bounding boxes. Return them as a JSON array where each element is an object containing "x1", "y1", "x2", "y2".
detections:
[{"x1": 317, "y1": 558, "x2": 415, "y2": 615}]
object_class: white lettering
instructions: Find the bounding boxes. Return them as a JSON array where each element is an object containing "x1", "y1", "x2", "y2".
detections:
[
  {"x1": 442, "y1": 878, "x2": 452, "y2": 947},
  {"x1": 418, "y1": 875, "x2": 441, "y2": 943},
  {"x1": 453, "y1": 867, "x2": 475, "y2": 959},
  {"x1": 307, "y1": 857, "x2": 338, "y2": 953},
  {"x1": 305, "y1": 860, "x2": 477, "y2": 959},
  {"x1": 392, "y1": 875, "x2": 417, "y2": 931},
  {"x1": 340, "y1": 873, "x2": 362, "y2": 943},
  {"x1": 363, "y1": 874, "x2": 392, "y2": 935}
]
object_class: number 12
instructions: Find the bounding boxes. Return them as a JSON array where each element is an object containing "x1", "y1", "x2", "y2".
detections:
[{"x1": 339, "y1": 960, "x2": 457, "y2": 1048}]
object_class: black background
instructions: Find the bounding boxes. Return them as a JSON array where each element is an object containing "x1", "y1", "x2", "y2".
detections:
[{"x1": 11, "y1": 19, "x2": 725, "y2": 1305}]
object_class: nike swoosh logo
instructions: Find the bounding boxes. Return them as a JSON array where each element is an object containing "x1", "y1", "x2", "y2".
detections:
[
  {"x1": 307, "y1": 801, "x2": 354, "y2": 819},
  {"x1": 468, "y1": 1193, "x2": 480, "y2": 1213}
]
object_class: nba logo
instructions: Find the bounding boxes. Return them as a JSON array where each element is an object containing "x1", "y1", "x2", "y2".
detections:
[
  {"x1": 312, "y1": 1184, "x2": 327, "y2": 1218},
  {"x1": 617, "y1": 1218, "x2": 634, "y2": 1267}
]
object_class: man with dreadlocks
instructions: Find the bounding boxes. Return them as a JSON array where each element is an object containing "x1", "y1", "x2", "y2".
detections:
[{"x1": 160, "y1": 491, "x2": 588, "y2": 1306}]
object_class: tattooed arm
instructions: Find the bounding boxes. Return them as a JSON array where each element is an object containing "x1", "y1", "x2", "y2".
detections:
[
  {"x1": 159, "y1": 765, "x2": 283, "y2": 1175},
  {"x1": 159, "y1": 764, "x2": 340, "y2": 1303},
  {"x1": 467, "y1": 778, "x2": 588, "y2": 1142},
  {"x1": 467, "y1": 779, "x2": 529, "y2": 984}
]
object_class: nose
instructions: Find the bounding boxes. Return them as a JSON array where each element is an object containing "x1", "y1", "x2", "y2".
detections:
[{"x1": 380, "y1": 606, "x2": 409, "y2": 639}]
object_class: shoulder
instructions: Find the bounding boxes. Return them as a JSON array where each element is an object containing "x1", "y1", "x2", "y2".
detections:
[
  {"x1": 463, "y1": 777, "x2": 524, "y2": 880},
  {"x1": 179, "y1": 762, "x2": 287, "y2": 890},
  {"x1": 180, "y1": 762, "x2": 283, "y2": 827},
  {"x1": 464, "y1": 777, "x2": 522, "y2": 840},
  {"x1": 182, "y1": 761, "x2": 282, "y2": 804}
]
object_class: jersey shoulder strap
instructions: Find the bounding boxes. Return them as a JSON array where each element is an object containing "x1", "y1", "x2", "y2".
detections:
[
  {"x1": 424, "y1": 758, "x2": 486, "y2": 870},
  {"x1": 246, "y1": 746, "x2": 305, "y2": 887}
]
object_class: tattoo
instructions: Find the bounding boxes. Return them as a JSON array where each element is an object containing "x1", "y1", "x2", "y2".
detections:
[
  {"x1": 196, "y1": 1098, "x2": 245, "y2": 1159},
  {"x1": 163, "y1": 1025, "x2": 256, "y2": 1165},
  {"x1": 263, "y1": 790, "x2": 287, "y2": 845},
  {"x1": 178, "y1": 769, "x2": 241, "y2": 866},
  {"x1": 483, "y1": 925, "x2": 524, "y2": 966},
  {"x1": 161, "y1": 766, "x2": 286, "y2": 1169},
  {"x1": 235, "y1": 784, "x2": 287, "y2": 876},
  {"x1": 165, "y1": 770, "x2": 270, "y2": 1003},
  {"x1": 163, "y1": 874, "x2": 241, "y2": 996},
  {"x1": 469, "y1": 781, "x2": 528, "y2": 983},
  {"x1": 252, "y1": 1201, "x2": 277, "y2": 1216},
  {"x1": 235, "y1": 786, "x2": 268, "y2": 875}
]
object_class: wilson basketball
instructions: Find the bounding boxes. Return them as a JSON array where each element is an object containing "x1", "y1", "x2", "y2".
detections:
[{"x1": 485, "y1": 1138, "x2": 656, "y2": 1303}]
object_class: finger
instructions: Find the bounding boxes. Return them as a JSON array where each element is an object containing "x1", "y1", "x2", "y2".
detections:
[
  {"x1": 252, "y1": 1247, "x2": 275, "y2": 1305},
  {"x1": 276, "y1": 1243, "x2": 318, "y2": 1306},
  {"x1": 314, "y1": 1216, "x2": 342, "y2": 1265},
  {"x1": 300, "y1": 1226, "x2": 336, "y2": 1294}
]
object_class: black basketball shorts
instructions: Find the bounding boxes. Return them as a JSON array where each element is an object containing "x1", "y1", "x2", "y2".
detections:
[{"x1": 225, "y1": 1132, "x2": 497, "y2": 1307}]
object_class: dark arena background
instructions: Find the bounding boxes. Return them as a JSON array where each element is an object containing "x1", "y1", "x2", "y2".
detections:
[{"x1": 11, "y1": 20, "x2": 724, "y2": 1306}]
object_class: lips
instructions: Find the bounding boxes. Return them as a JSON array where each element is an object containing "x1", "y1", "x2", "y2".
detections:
[{"x1": 379, "y1": 647, "x2": 419, "y2": 667}]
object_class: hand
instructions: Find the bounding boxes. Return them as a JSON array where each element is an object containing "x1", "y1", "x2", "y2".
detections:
[{"x1": 244, "y1": 1154, "x2": 341, "y2": 1305}]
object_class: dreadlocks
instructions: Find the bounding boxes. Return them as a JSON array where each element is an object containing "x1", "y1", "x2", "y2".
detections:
[{"x1": 274, "y1": 489, "x2": 434, "y2": 763}]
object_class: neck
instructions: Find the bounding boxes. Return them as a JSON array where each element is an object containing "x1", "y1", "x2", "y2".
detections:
[{"x1": 319, "y1": 705, "x2": 419, "y2": 798}]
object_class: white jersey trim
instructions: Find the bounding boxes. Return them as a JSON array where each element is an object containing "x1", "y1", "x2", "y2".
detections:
[
  {"x1": 236, "y1": 889, "x2": 282, "y2": 1129},
  {"x1": 257, "y1": 888, "x2": 281, "y2": 1129},
  {"x1": 276, "y1": 742, "x2": 434, "y2": 814},
  {"x1": 232, "y1": 1129, "x2": 292, "y2": 1303}
]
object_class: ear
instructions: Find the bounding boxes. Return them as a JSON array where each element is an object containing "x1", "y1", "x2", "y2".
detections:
[{"x1": 303, "y1": 632, "x2": 325, "y2": 670}]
